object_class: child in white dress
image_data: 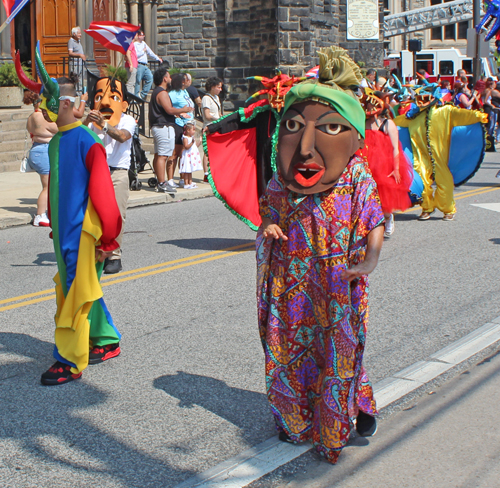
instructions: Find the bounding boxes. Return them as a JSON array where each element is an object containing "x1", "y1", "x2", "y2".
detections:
[{"x1": 179, "y1": 123, "x2": 202, "y2": 189}]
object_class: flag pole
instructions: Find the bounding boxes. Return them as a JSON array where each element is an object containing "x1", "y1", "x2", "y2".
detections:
[{"x1": 0, "y1": 0, "x2": 31, "y2": 34}]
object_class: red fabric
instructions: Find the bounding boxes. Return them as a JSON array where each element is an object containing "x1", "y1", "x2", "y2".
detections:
[
  {"x1": 85, "y1": 144, "x2": 122, "y2": 251},
  {"x1": 206, "y1": 128, "x2": 262, "y2": 228},
  {"x1": 243, "y1": 99, "x2": 268, "y2": 119},
  {"x1": 359, "y1": 130, "x2": 412, "y2": 213}
]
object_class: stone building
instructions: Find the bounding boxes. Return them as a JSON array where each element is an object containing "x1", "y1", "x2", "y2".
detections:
[{"x1": 1, "y1": 0, "x2": 385, "y2": 108}]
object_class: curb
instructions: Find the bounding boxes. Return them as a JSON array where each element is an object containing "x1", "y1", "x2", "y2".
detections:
[{"x1": 0, "y1": 187, "x2": 214, "y2": 230}]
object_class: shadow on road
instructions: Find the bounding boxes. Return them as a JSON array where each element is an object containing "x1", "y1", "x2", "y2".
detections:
[
  {"x1": 158, "y1": 238, "x2": 255, "y2": 251},
  {"x1": 489, "y1": 238, "x2": 500, "y2": 245},
  {"x1": 10, "y1": 252, "x2": 57, "y2": 267},
  {"x1": 154, "y1": 371, "x2": 273, "y2": 444},
  {"x1": 0, "y1": 332, "x2": 195, "y2": 487}
]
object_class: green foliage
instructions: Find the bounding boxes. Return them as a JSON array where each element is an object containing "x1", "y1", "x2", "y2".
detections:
[
  {"x1": 0, "y1": 62, "x2": 33, "y2": 88},
  {"x1": 102, "y1": 64, "x2": 128, "y2": 85},
  {"x1": 169, "y1": 68, "x2": 194, "y2": 78}
]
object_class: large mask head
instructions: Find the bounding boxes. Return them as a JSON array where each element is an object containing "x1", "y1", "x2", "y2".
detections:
[
  {"x1": 275, "y1": 48, "x2": 365, "y2": 195},
  {"x1": 414, "y1": 78, "x2": 442, "y2": 108},
  {"x1": 90, "y1": 77, "x2": 128, "y2": 126}
]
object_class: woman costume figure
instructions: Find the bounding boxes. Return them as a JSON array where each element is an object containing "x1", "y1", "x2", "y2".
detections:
[
  {"x1": 205, "y1": 47, "x2": 385, "y2": 463},
  {"x1": 23, "y1": 90, "x2": 58, "y2": 227},
  {"x1": 358, "y1": 88, "x2": 412, "y2": 236}
]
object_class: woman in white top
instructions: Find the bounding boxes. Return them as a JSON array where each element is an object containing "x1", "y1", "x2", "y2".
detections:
[{"x1": 201, "y1": 77, "x2": 223, "y2": 182}]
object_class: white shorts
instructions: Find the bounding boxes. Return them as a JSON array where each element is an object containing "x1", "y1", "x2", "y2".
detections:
[{"x1": 152, "y1": 125, "x2": 175, "y2": 157}]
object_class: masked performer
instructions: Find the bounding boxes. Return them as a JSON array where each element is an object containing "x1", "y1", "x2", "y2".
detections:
[
  {"x1": 358, "y1": 88, "x2": 412, "y2": 236},
  {"x1": 205, "y1": 47, "x2": 385, "y2": 463},
  {"x1": 395, "y1": 81, "x2": 487, "y2": 221},
  {"x1": 85, "y1": 76, "x2": 137, "y2": 274},
  {"x1": 16, "y1": 45, "x2": 122, "y2": 386}
]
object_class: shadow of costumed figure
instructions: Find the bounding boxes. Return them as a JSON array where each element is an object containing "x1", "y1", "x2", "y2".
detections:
[
  {"x1": 15, "y1": 43, "x2": 123, "y2": 386},
  {"x1": 204, "y1": 46, "x2": 385, "y2": 463}
]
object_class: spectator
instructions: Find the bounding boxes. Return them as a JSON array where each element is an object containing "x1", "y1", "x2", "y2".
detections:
[
  {"x1": 85, "y1": 77, "x2": 137, "y2": 274},
  {"x1": 24, "y1": 90, "x2": 58, "y2": 227},
  {"x1": 360, "y1": 69, "x2": 376, "y2": 89},
  {"x1": 201, "y1": 76, "x2": 223, "y2": 182},
  {"x1": 179, "y1": 122, "x2": 203, "y2": 189},
  {"x1": 125, "y1": 33, "x2": 139, "y2": 94},
  {"x1": 149, "y1": 66, "x2": 193, "y2": 193},
  {"x1": 453, "y1": 81, "x2": 477, "y2": 109},
  {"x1": 68, "y1": 27, "x2": 86, "y2": 93},
  {"x1": 167, "y1": 72, "x2": 195, "y2": 188},
  {"x1": 185, "y1": 73, "x2": 202, "y2": 110},
  {"x1": 134, "y1": 30, "x2": 163, "y2": 100}
]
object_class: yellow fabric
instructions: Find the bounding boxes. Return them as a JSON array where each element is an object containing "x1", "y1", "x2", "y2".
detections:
[
  {"x1": 58, "y1": 120, "x2": 82, "y2": 132},
  {"x1": 53, "y1": 199, "x2": 103, "y2": 373},
  {"x1": 394, "y1": 105, "x2": 486, "y2": 214}
]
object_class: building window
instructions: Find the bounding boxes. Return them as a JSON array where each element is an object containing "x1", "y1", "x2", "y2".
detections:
[{"x1": 428, "y1": 0, "x2": 470, "y2": 41}]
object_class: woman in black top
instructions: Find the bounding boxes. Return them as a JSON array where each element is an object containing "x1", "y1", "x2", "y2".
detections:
[{"x1": 149, "y1": 66, "x2": 193, "y2": 193}]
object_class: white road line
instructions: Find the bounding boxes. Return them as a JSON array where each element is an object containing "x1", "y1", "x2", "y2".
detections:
[
  {"x1": 175, "y1": 317, "x2": 500, "y2": 488},
  {"x1": 470, "y1": 203, "x2": 500, "y2": 213}
]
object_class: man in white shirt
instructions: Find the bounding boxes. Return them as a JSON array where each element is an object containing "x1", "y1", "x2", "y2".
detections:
[
  {"x1": 85, "y1": 77, "x2": 137, "y2": 274},
  {"x1": 134, "y1": 30, "x2": 163, "y2": 100}
]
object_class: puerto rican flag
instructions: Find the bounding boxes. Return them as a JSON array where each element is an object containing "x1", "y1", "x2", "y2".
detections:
[
  {"x1": 85, "y1": 21, "x2": 141, "y2": 55},
  {"x1": 2, "y1": 0, "x2": 29, "y2": 20}
]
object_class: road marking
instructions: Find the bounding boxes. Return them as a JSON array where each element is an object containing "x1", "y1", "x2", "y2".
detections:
[
  {"x1": 401, "y1": 185, "x2": 500, "y2": 213},
  {"x1": 0, "y1": 243, "x2": 254, "y2": 312},
  {"x1": 175, "y1": 318, "x2": 500, "y2": 488},
  {"x1": 470, "y1": 202, "x2": 500, "y2": 213}
]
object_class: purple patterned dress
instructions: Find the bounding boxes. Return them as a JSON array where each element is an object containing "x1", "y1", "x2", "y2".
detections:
[{"x1": 256, "y1": 155, "x2": 384, "y2": 463}]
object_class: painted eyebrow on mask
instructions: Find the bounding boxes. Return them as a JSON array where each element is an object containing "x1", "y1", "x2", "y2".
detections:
[{"x1": 316, "y1": 110, "x2": 340, "y2": 121}]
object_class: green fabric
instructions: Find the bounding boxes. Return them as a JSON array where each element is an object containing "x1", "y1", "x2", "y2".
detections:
[
  {"x1": 88, "y1": 261, "x2": 120, "y2": 346},
  {"x1": 283, "y1": 83, "x2": 366, "y2": 138},
  {"x1": 48, "y1": 132, "x2": 67, "y2": 295},
  {"x1": 35, "y1": 46, "x2": 60, "y2": 115}
]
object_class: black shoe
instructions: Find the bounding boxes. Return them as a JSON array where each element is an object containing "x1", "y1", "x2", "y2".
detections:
[
  {"x1": 278, "y1": 431, "x2": 294, "y2": 443},
  {"x1": 41, "y1": 361, "x2": 82, "y2": 386},
  {"x1": 104, "y1": 258, "x2": 122, "y2": 274},
  {"x1": 356, "y1": 410, "x2": 377, "y2": 437},
  {"x1": 89, "y1": 343, "x2": 121, "y2": 365}
]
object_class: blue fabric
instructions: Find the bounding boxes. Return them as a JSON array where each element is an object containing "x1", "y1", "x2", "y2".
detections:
[
  {"x1": 28, "y1": 142, "x2": 50, "y2": 175},
  {"x1": 448, "y1": 123, "x2": 486, "y2": 186},
  {"x1": 135, "y1": 64, "x2": 153, "y2": 99},
  {"x1": 169, "y1": 89, "x2": 195, "y2": 127},
  {"x1": 397, "y1": 126, "x2": 424, "y2": 204},
  {"x1": 53, "y1": 345, "x2": 77, "y2": 368}
]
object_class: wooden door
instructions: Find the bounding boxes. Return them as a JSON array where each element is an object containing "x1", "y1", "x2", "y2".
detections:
[
  {"x1": 36, "y1": 0, "x2": 77, "y2": 78},
  {"x1": 93, "y1": 0, "x2": 111, "y2": 68}
]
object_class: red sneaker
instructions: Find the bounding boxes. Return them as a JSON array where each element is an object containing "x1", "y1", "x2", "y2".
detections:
[
  {"x1": 88, "y1": 343, "x2": 121, "y2": 364},
  {"x1": 41, "y1": 361, "x2": 82, "y2": 386}
]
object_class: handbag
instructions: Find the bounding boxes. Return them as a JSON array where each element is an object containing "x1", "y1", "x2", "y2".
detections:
[{"x1": 20, "y1": 131, "x2": 35, "y2": 173}]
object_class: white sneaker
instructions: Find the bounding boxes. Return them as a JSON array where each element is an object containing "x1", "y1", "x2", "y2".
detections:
[
  {"x1": 178, "y1": 179, "x2": 185, "y2": 188},
  {"x1": 167, "y1": 179, "x2": 179, "y2": 188},
  {"x1": 384, "y1": 214, "x2": 395, "y2": 237},
  {"x1": 33, "y1": 213, "x2": 50, "y2": 227}
]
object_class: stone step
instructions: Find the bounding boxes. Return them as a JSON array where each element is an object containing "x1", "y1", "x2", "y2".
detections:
[
  {"x1": 1, "y1": 140, "x2": 27, "y2": 152},
  {"x1": 0, "y1": 161, "x2": 23, "y2": 172},
  {"x1": 1, "y1": 119, "x2": 28, "y2": 132},
  {"x1": 0, "y1": 108, "x2": 32, "y2": 123},
  {"x1": 0, "y1": 150, "x2": 25, "y2": 164},
  {"x1": 0, "y1": 131, "x2": 28, "y2": 143}
]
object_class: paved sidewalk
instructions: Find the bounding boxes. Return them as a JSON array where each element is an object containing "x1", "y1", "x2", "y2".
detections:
[
  {"x1": 0, "y1": 167, "x2": 213, "y2": 229},
  {"x1": 261, "y1": 348, "x2": 500, "y2": 488}
]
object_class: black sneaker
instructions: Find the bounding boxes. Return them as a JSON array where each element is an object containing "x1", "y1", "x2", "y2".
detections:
[
  {"x1": 356, "y1": 410, "x2": 378, "y2": 437},
  {"x1": 89, "y1": 343, "x2": 121, "y2": 365},
  {"x1": 41, "y1": 361, "x2": 82, "y2": 386},
  {"x1": 278, "y1": 431, "x2": 294, "y2": 443},
  {"x1": 104, "y1": 258, "x2": 122, "y2": 274}
]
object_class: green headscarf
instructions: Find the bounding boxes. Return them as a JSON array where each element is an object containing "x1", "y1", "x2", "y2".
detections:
[{"x1": 282, "y1": 46, "x2": 366, "y2": 137}]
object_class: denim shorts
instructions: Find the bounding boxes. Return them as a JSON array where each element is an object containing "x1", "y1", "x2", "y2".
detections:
[{"x1": 28, "y1": 142, "x2": 50, "y2": 175}]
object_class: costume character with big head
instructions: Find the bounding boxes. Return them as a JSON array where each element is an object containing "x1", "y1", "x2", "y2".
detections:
[
  {"x1": 16, "y1": 43, "x2": 123, "y2": 385},
  {"x1": 86, "y1": 76, "x2": 137, "y2": 274},
  {"x1": 205, "y1": 47, "x2": 385, "y2": 463}
]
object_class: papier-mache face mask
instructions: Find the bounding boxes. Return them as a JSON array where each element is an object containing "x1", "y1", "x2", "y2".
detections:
[
  {"x1": 92, "y1": 77, "x2": 128, "y2": 127},
  {"x1": 276, "y1": 46, "x2": 366, "y2": 195}
]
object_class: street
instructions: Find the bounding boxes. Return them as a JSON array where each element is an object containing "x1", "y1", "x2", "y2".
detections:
[{"x1": 1, "y1": 153, "x2": 500, "y2": 487}]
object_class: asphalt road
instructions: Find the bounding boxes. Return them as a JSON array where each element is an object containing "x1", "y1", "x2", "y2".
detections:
[{"x1": 1, "y1": 152, "x2": 500, "y2": 487}]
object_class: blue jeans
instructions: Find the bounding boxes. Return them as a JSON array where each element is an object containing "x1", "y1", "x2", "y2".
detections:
[{"x1": 135, "y1": 64, "x2": 153, "y2": 99}]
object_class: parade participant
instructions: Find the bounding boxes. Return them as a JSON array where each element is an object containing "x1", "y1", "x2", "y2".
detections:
[
  {"x1": 395, "y1": 81, "x2": 488, "y2": 221},
  {"x1": 358, "y1": 88, "x2": 412, "y2": 236},
  {"x1": 16, "y1": 45, "x2": 122, "y2": 385},
  {"x1": 85, "y1": 76, "x2": 137, "y2": 274},
  {"x1": 205, "y1": 46, "x2": 385, "y2": 463}
]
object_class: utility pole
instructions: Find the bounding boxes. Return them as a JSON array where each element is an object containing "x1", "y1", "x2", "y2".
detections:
[{"x1": 473, "y1": 0, "x2": 482, "y2": 82}]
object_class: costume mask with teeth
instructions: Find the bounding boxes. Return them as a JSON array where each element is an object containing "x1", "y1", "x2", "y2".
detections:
[{"x1": 275, "y1": 46, "x2": 366, "y2": 195}]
